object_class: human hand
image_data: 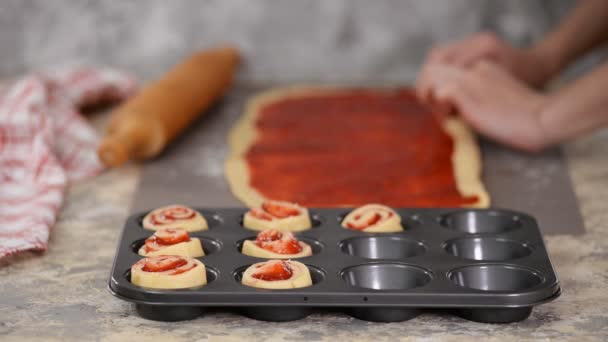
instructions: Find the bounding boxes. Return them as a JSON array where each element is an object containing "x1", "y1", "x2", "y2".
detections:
[
  {"x1": 422, "y1": 32, "x2": 555, "y2": 88},
  {"x1": 416, "y1": 60, "x2": 550, "y2": 152}
]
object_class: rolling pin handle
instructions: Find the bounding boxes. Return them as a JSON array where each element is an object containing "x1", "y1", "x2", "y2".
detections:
[
  {"x1": 97, "y1": 46, "x2": 239, "y2": 168},
  {"x1": 97, "y1": 119, "x2": 165, "y2": 167},
  {"x1": 98, "y1": 136, "x2": 131, "y2": 167}
]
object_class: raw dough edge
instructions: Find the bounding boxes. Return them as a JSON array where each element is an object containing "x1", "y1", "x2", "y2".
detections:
[{"x1": 225, "y1": 86, "x2": 490, "y2": 208}]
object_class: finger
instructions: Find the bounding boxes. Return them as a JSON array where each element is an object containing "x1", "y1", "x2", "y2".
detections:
[
  {"x1": 418, "y1": 44, "x2": 461, "y2": 99},
  {"x1": 432, "y1": 81, "x2": 478, "y2": 116},
  {"x1": 472, "y1": 60, "x2": 517, "y2": 83},
  {"x1": 449, "y1": 32, "x2": 501, "y2": 67},
  {"x1": 415, "y1": 62, "x2": 441, "y2": 101},
  {"x1": 428, "y1": 98, "x2": 455, "y2": 119},
  {"x1": 421, "y1": 64, "x2": 466, "y2": 94},
  {"x1": 419, "y1": 65, "x2": 479, "y2": 117},
  {"x1": 418, "y1": 36, "x2": 489, "y2": 98},
  {"x1": 415, "y1": 82, "x2": 453, "y2": 120},
  {"x1": 447, "y1": 67, "x2": 500, "y2": 132},
  {"x1": 416, "y1": 62, "x2": 464, "y2": 102},
  {"x1": 470, "y1": 60, "x2": 525, "y2": 98},
  {"x1": 451, "y1": 44, "x2": 498, "y2": 68},
  {"x1": 415, "y1": 64, "x2": 445, "y2": 117},
  {"x1": 424, "y1": 83, "x2": 455, "y2": 119},
  {"x1": 427, "y1": 43, "x2": 461, "y2": 64},
  {"x1": 471, "y1": 60, "x2": 501, "y2": 74}
]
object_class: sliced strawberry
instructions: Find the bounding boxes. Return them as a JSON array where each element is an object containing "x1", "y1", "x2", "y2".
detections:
[
  {"x1": 251, "y1": 260, "x2": 293, "y2": 281},
  {"x1": 366, "y1": 213, "x2": 382, "y2": 226},
  {"x1": 250, "y1": 208, "x2": 273, "y2": 221},
  {"x1": 256, "y1": 231, "x2": 303, "y2": 254},
  {"x1": 267, "y1": 238, "x2": 303, "y2": 254},
  {"x1": 262, "y1": 201, "x2": 300, "y2": 218},
  {"x1": 256, "y1": 229, "x2": 282, "y2": 243},
  {"x1": 142, "y1": 255, "x2": 188, "y2": 272},
  {"x1": 154, "y1": 228, "x2": 190, "y2": 245},
  {"x1": 143, "y1": 238, "x2": 161, "y2": 253}
]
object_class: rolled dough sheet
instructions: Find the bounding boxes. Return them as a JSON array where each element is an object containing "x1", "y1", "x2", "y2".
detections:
[{"x1": 225, "y1": 86, "x2": 489, "y2": 208}]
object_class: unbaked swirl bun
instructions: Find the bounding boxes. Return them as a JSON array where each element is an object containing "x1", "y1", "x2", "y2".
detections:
[
  {"x1": 242, "y1": 229, "x2": 312, "y2": 259},
  {"x1": 241, "y1": 260, "x2": 312, "y2": 289},
  {"x1": 243, "y1": 200, "x2": 311, "y2": 232},
  {"x1": 131, "y1": 255, "x2": 207, "y2": 289},
  {"x1": 341, "y1": 204, "x2": 403, "y2": 233},
  {"x1": 138, "y1": 228, "x2": 205, "y2": 257},
  {"x1": 143, "y1": 204, "x2": 208, "y2": 232}
]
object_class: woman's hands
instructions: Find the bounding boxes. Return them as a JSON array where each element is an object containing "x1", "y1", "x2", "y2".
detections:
[
  {"x1": 417, "y1": 0, "x2": 608, "y2": 151},
  {"x1": 423, "y1": 32, "x2": 555, "y2": 88},
  {"x1": 416, "y1": 32, "x2": 557, "y2": 152},
  {"x1": 416, "y1": 60, "x2": 550, "y2": 152}
]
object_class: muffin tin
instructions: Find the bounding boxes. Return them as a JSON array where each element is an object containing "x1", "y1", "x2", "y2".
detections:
[{"x1": 108, "y1": 208, "x2": 560, "y2": 323}]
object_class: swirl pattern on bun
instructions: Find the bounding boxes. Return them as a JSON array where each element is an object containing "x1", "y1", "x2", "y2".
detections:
[
  {"x1": 243, "y1": 200, "x2": 311, "y2": 232},
  {"x1": 341, "y1": 204, "x2": 403, "y2": 233}
]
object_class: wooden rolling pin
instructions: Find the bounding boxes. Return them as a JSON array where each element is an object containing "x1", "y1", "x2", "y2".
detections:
[{"x1": 98, "y1": 46, "x2": 240, "y2": 167}]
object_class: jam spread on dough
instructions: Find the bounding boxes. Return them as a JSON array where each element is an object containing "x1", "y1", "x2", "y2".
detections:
[
  {"x1": 251, "y1": 260, "x2": 294, "y2": 281},
  {"x1": 255, "y1": 229, "x2": 303, "y2": 254},
  {"x1": 245, "y1": 89, "x2": 479, "y2": 207},
  {"x1": 144, "y1": 228, "x2": 191, "y2": 253}
]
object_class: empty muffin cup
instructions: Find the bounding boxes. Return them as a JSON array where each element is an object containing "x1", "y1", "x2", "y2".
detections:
[
  {"x1": 443, "y1": 237, "x2": 532, "y2": 261},
  {"x1": 440, "y1": 210, "x2": 521, "y2": 234},
  {"x1": 448, "y1": 265, "x2": 543, "y2": 292},
  {"x1": 341, "y1": 263, "x2": 432, "y2": 290},
  {"x1": 339, "y1": 236, "x2": 426, "y2": 259}
]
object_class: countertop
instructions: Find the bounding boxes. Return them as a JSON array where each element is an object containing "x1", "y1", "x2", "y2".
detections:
[{"x1": 1, "y1": 114, "x2": 608, "y2": 342}]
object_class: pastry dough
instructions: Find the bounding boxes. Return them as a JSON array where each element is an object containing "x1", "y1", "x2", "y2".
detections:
[
  {"x1": 243, "y1": 200, "x2": 312, "y2": 232},
  {"x1": 241, "y1": 260, "x2": 313, "y2": 289},
  {"x1": 342, "y1": 204, "x2": 403, "y2": 233},
  {"x1": 131, "y1": 255, "x2": 207, "y2": 289},
  {"x1": 225, "y1": 86, "x2": 489, "y2": 208},
  {"x1": 143, "y1": 204, "x2": 208, "y2": 232},
  {"x1": 138, "y1": 228, "x2": 205, "y2": 257},
  {"x1": 241, "y1": 229, "x2": 312, "y2": 259}
]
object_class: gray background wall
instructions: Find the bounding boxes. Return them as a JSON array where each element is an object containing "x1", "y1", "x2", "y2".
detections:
[{"x1": 0, "y1": 0, "x2": 576, "y2": 83}]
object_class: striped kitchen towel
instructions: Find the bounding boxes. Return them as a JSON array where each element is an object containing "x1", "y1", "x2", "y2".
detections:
[{"x1": 0, "y1": 66, "x2": 136, "y2": 261}]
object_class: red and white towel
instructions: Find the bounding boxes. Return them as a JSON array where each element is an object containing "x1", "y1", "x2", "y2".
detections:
[{"x1": 0, "y1": 66, "x2": 136, "y2": 260}]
